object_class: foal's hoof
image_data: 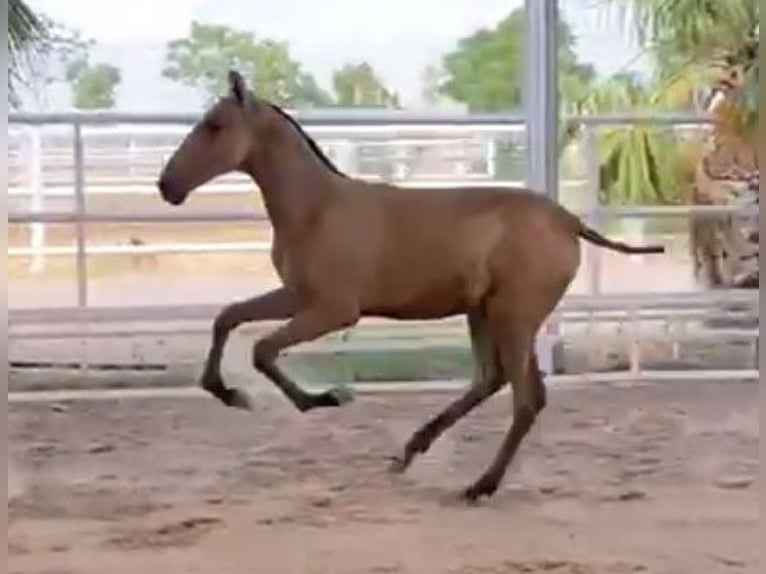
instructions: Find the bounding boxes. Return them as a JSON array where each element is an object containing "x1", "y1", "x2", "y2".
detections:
[
  {"x1": 321, "y1": 385, "x2": 354, "y2": 407},
  {"x1": 463, "y1": 476, "x2": 500, "y2": 503},
  {"x1": 200, "y1": 373, "x2": 252, "y2": 411},
  {"x1": 386, "y1": 455, "x2": 409, "y2": 474},
  {"x1": 223, "y1": 388, "x2": 254, "y2": 411}
]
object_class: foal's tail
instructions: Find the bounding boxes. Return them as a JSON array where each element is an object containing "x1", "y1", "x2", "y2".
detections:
[
  {"x1": 578, "y1": 224, "x2": 665, "y2": 254},
  {"x1": 573, "y1": 217, "x2": 665, "y2": 254},
  {"x1": 558, "y1": 206, "x2": 664, "y2": 254}
]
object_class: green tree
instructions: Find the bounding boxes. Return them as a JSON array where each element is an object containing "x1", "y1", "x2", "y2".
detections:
[
  {"x1": 438, "y1": 8, "x2": 596, "y2": 112},
  {"x1": 8, "y1": 1, "x2": 90, "y2": 110},
  {"x1": 580, "y1": 73, "x2": 691, "y2": 206},
  {"x1": 579, "y1": 0, "x2": 760, "y2": 208},
  {"x1": 66, "y1": 61, "x2": 122, "y2": 109},
  {"x1": 332, "y1": 61, "x2": 399, "y2": 107},
  {"x1": 163, "y1": 21, "x2": 333, "y2": 107},
  {"x1": 296, "y1": 72, "x2": 335, "y2": 108},
  {"x1": 599, "y1": 0, "x2": 759, "y2": 285},
  {"x1": 8, "y1": 0, "x2": 49, "y2": 106},
  {"x1": 606, "y1": 0, "x2": 758, "y2": 137}
]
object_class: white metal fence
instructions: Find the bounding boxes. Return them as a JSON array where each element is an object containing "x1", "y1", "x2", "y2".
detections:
[{"x1": 7, "y1": 110, "x2": 759, "y2": 383}]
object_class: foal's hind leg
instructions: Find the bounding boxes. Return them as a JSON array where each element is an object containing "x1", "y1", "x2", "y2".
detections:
[
  {"x1": 201, "y1": 288, "x2": 294, "y2": 409},
  {"x1": 464, "y1": 324, "x2": 538, "y2": 501},
  {"x1": 390, "y1": 307, "x2": 505, "y2": 473},
  {"x1": 530, "y1": 351, "x2": 547, "y2": 413}
]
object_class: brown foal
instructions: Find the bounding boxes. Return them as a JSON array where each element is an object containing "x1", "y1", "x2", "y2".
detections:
[{"x1": 157, "y1": 70, "x2": 664, "y2": 501}]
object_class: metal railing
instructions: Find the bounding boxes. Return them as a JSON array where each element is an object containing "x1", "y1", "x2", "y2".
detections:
[{"x1": 7, "y1": 110, "x2": 759, "y2": 383}]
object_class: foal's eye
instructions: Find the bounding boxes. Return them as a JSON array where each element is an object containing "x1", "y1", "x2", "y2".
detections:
[{"x1": 206, "y1": 121, "x2": 223, "y2": 135}]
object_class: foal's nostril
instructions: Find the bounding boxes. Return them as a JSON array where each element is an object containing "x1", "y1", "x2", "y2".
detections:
[{"x1": 157, "y1": 177, "x2": 184, "y2": 205}]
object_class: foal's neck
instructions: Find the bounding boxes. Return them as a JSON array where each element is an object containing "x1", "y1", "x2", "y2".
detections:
[{"x1": 243, "y1": 115, "x2": 341, "y2": 234}]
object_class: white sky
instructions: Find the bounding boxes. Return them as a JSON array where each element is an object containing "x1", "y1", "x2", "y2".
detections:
[
  {"x1": 25, "y1": 0, "x2": 646, "y2": 111},
  {"x1": 29, "y1": 0, "x2": 208, "y2": 42}
]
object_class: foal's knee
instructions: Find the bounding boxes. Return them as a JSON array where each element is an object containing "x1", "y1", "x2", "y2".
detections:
[
  {"x1": 252, "y1": 338, "x2": 278, "y2": 371},
  {"x1": 213, "y1": 305, "x2": 240, "y2": 339}
]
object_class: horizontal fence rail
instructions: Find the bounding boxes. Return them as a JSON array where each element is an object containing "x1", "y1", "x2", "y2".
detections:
[
  {"x1": 8, "y1": 110, "x2": 717, "y2": 125},
  {"x1": 7, "y1": 110, "x2": 759, "y2": 386},
  {"x1": 7, "y1": 203, "x2": 759, "y2": 226},
  {"x1": 9, "y1": 290, "x2": 759, "y2": 325}
]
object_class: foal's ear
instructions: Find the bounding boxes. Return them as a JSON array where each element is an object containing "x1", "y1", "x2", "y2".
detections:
[{"x1": 228, "y1": 69, "x2": 250, "y2": 107}]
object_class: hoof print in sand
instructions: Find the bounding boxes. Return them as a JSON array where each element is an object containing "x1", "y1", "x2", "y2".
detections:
[{"x1": 104, "y1": 515, "x2": 223, "y2": 550}]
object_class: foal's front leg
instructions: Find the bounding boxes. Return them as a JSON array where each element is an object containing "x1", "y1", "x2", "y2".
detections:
[
  {"x1": 253, "y1": 301, "x2": 360, "y2": 412},
  {"x1": 201, "y1": 288, "x2": 295, "y2": 409}
]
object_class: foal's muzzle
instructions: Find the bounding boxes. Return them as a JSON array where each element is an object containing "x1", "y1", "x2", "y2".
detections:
[{"x1": 157, "y1": 176, "x2": 185, "y2": 206}]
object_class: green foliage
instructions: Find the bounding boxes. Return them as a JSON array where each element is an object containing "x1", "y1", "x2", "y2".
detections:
[
  {"x1": 605, "y1": 0, "x2": 758, "y2": 128},
  {"x1": 578, "y1": 73, "x2": 693, "y2": 206},
  {"x1": 295, "y1": 72, "x2": 335, "y2": 108},
  {"x1": 8, "y1": 2, "x2": 91, "y2": 109},
  {"x1": 597, "y1": 126, "x2": 687, "y2": 206},
  {"x1": 67, "y1": 62, "x2": 122, "y2": 109},
  {"x1": 8, "y1": 0, "x2": 49, "y2": 104},
  {"x1": 163, "y1": 21, "x2": 333, "y2": 107},
  {"x1": 728, "y1": 56, "x2": 759, "y2": 144},
  {"x1": 606, "y1": 0, "x2": 758, "y2": 69},
  {"x1": 437, "y1": 8, "x2": 596, "y2": 112},
  {"x1": 584, "y1": 0, "x2": 760, "y2": 207},
  {"x1": 8, "y1": 0, "x2": 47, "y2": 56},
  {"x1": 436, "y1": 7, "x2": 596, "y2": 174},
  {"x1": 332, "y1": 62, "x2": 399, "y2": 108}
]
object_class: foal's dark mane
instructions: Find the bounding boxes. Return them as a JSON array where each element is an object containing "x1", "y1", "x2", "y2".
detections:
[{"x1": 268, "y1": 103, "x2": 349, "y2": 179}]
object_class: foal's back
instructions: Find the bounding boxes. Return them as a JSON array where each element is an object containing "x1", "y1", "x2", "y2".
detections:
[
  {"x1": 320, "y1": 182, "x2": 580, "y2": 319},
  {"x1": 339, "y1": 181, "x2": 576, "y2": 255}
]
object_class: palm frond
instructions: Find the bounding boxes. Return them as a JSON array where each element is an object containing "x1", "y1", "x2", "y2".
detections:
[
  {"x1": 8, "y1": 0, "x2": 52, "y2": 104},
  {"x1": 606, "y1": 0, "x2": 757, "y2": 56},
  {"x1": 8, "y1": 0, "x2": 49, "y2": 62}
]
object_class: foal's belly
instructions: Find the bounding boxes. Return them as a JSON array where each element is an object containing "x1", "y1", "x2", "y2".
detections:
[
  {"x1": 358, "y1": 230, "x2": 494, "y2": 319},
  {"x1": 361, "y1": 269, "x2": 481, "y2": 320}
]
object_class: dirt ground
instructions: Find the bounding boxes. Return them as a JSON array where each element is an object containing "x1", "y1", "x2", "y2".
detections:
[{"x1": 8, "y1": 381, "x2": 759, "y2": 574}]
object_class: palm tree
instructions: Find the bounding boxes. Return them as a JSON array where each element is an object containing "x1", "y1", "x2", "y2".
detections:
[
  {"x1": 582, "y1": 73, "x2": 693, "y2": 207},
  {"x1": 8, "y1": 0, "x2": 51, "y2": 106},
  {"x1": 606, "y1": 0, "x2": 758, "y2": 139},
  {"x1": 589, "y1": 0, "x2": 758, "y2": 286},
  {"x1": 585, "y1": 0, "x2": 758, "y2": 204}
]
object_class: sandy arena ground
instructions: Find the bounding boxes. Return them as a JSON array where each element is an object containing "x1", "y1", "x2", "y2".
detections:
[{"x1": 8, "y1": 380, "x2": 759, "y2": 574}]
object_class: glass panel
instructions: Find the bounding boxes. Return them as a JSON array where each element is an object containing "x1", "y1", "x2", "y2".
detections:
[
  {"x1": 85, "y1": 220, "x2": 278, "y2": 307},
  {"x1": 8, "y1": 223, "x2": 79, "y2": 309}
]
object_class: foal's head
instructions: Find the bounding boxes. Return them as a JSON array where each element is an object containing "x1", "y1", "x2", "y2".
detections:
[{"x1": 158, "y1": 70, "x2": 264, "y2": 205}]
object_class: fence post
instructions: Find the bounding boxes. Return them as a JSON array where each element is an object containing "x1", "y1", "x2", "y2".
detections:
[
  {"x1": 26, "y1": 126, "x2": 46, "y2": 274},
  {"x1": 128, "y1": 135, "x2": 137, "y2": 178},
  {"x1": 627, "y1": 305, "x2": 641, "y2": 379},
  {"x1": 486, "y1": 135, "x2": 497, "y2": 180},
  {"x1": 525, "y1": 0, "x2": 560, "y2": 375},
  {"x1": 583, "y1": 122, "x2": 603, "y2": 296},
  {"x1": 392, "y1": 143, "x2": 409, "y2": 180},
  {"x1": 73, "y1": 122, "x2": 90, "y2": 372},
  {"x1": 333, "y1": 138, "x2": 359, "y2": 176}
]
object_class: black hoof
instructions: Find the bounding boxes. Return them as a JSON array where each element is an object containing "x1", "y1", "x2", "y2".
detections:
[
  {"x1": 222, "y1": 387, "x2": 253, "y2": 410},
  {"x1": 463, "y1": 477, "x2": 499, "y2": 503},
  {"x1": 316, "y1": 385, "x2": 354, "y2": 407},
  {"x1": 200, "y1": 371, "x2": 252, "y2": 411},
  {"x1": 386, "y1": 455, "x2": 410, "y2": 474}
]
